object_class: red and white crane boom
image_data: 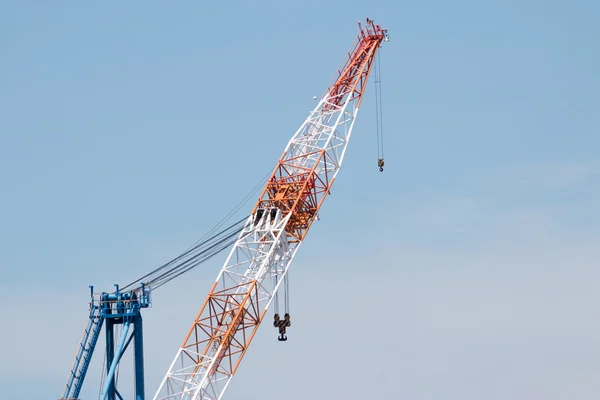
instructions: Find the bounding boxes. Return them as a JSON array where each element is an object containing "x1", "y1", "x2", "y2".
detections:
[{"x1": 153, "y1": 19, "x2": 388, "y2": 400}]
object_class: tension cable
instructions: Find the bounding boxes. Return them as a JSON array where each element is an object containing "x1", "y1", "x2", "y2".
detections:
[{"x1": 374, "y1": 49, "x2": 385, "y2": 172}]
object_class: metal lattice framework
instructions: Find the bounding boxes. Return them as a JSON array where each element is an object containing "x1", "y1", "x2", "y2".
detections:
[{"x1": 153, "y1": 19, "x2": 388, "y2": 400}]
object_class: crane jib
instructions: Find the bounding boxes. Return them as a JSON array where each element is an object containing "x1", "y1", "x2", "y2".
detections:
[{"x1": 152, "y1": 18, "x2": 388, "y2": 400}]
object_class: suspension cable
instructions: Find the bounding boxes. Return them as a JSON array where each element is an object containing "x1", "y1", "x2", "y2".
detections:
[
  {"x1": 150, "y1": 227, "x2": 247, "y2": 290},
  {"x1": 274, "y1": 274, "x2": 280, "y2": 316},
  {"x1": 118, "y1": 166, "x2": 274, "y2": 293},
  {"x1": 374, "y1": 49, "x2": 385, "y2": 171},
  {"x1": 120, "y1": 216, "x2": 247, "y2": 291},
  {"x1": 284, "y1": 271, "x2": 290, "y2": 314},
  {"x1": 184, "y1": 166, "x2": 273, "y2": 253}
]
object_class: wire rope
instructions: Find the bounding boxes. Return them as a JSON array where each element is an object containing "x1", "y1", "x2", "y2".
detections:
[{"x1": 119, "y1": 166, "x2": 274, "y2": 293}]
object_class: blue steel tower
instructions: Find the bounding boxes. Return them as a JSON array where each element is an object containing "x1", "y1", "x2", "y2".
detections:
[{"x1": 61, "y1": 284, "x2": 150, "y2": 400}]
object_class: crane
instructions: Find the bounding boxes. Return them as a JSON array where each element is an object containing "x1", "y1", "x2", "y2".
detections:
[
  {"x1": 152, "y1": 18, "x2": 389, "y2": 400},
  {"x1": 60, "y1": 217, "x2": 249, "y2": 400},
  {"x1": 59, "y1": 17, "x2": 387, "y2": 400}
]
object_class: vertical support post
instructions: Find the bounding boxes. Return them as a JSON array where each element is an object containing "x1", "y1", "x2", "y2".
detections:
[
  {"x1": 134, "y1": 314, "x2": 145, "y2": 400},
  {"x1": 105, "y1": 317, "x2": 116, "y2": 400},
  {"x1": 100, "y1": 320, "x2": 132, "y2": 400}
]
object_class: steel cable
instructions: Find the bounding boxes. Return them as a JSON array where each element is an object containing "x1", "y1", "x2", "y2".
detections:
[{"x1": 118, "y1": 166, "x2": 274, "y2": 293}]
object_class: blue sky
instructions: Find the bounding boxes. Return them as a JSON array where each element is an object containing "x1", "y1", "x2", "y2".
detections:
[{"x1": 1, "y1": 1, "x2": 599, "y2": 399}]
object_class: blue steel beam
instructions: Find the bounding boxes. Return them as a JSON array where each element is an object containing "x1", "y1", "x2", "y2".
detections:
[
  {"x1": 100, "y1": 319, "x2": 132, "y2": 400},
  {"x1": 60, "y1": 284, "x2": 150, "y2": 400},
  {"x1": 134, "y1": 314, "x2": 145, "y2": 400},
  {"x1": 62, "y1": 286, "x2": 104, "y2": 400}
]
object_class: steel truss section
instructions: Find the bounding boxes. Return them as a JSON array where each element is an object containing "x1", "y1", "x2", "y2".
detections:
[
  {"x1": 153, "y1": 209, "x2": 301, "y2": 400},
  {"x1": 254, "y1": 24, "x2": 384, "y2": 243},
  {"x1": 153, "y1": 18, "x2": 387, "y2": 400}
]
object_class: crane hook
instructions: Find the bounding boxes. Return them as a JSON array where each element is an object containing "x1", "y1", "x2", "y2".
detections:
[
  {"x1": 273, "y1": 313, "x2": 291, "y2": 341},
  {"x1": 377, "y1": 158, "x2": 384, "y2": 172}
]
